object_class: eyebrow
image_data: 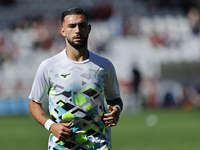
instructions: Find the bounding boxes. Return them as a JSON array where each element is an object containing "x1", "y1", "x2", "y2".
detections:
[{"x1": 68, "y1": 20, "x2": 87, "y2": 26}]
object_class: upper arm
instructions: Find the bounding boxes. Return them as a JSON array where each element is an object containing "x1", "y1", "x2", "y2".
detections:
[
  {"x1": 104, "y1": 61, "x2": 120, "y2": 100},
  {"x1": 28, "y1": 99, "x2": 42, "y2": 113}
]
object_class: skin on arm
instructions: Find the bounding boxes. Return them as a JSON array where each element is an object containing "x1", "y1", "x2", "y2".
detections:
[
  {"x1": 28, "y1": 99, "x2": 72, "y2": 141},
  {"x1": 104, "y1": 98, "x2": 123, "y2": 127}
]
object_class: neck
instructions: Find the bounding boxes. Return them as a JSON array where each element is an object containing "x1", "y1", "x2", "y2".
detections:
[{"x1": 65, "y1": 46, "x2": 89, "y2": 62}]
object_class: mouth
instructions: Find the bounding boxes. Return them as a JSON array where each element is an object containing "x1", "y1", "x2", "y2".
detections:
[{"x1": 74, "y1": 35, "x2": 83, "y2": 41}]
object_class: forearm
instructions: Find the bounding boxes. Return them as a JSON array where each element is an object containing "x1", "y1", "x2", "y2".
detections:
[
  {"x1": 28, "y1": 100, "x2": 72, "y2": 140},
  {"x1": 28, "y1": 99, "x2": 49, "y2": 127}
]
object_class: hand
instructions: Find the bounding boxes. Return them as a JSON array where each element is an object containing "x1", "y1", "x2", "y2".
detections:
[
  {"x1": 103, "y1": 105, "x2": 120, "y2": 127},
  {"x1": 50, "y1": 122, "x2": 72, "y2": 141}
]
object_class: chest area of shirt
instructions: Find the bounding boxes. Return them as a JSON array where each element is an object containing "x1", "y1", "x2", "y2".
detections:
[{"x1": 49, "y1": 63, "x2": 107, "y2": 95}]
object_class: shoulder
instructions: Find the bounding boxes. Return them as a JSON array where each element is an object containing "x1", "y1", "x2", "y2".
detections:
[
  {"x1": 40, "y1": 50, "x2": 65, "y2": 69},
  {"x1": 89, "y1": 51, "x2": 113, "y2": 68}
]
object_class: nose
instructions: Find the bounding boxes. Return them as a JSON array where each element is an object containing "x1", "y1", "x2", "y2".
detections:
[{"x1": 75, "y1": 25, "x2": 81, "y2": 34}]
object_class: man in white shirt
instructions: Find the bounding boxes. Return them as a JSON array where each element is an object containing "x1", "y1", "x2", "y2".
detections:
[{"x1": 28, "y1": 7, "x2": 123, "y2": 150}]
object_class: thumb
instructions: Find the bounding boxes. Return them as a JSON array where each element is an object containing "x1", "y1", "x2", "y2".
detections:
[
  {"x1": 63, "y1": 121, "x2": 73, "y2": 127},
  {"x1": 107, "y1": 105, "x2": 113, "y2": 112}
]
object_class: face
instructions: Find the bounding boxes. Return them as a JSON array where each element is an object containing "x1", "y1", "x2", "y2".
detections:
[{"x1": 60, "y1": 14, "x2": 91, "y2": 50}]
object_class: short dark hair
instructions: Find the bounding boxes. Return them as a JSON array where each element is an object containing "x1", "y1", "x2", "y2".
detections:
[{"x1": 61, "y1": 7, "x2": 88, "y2": 25}]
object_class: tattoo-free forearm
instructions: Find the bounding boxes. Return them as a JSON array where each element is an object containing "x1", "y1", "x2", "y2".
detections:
[{"x1": 28, "y1": 99, "x2": 49, "y2": 126}]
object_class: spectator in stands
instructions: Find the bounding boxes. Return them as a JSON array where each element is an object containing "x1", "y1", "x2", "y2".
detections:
[
  {"x1": 31, "y1": 18, "x2": 54, "y2": 50},
  {"x1": 109, "y1": 7, "x2": 124, "y2": 36},
  {"x1": 0, "y1": 35, "x2": 5, "y2": 69},
  {"x1": 0, "y1": 33, "x2": 19, "y2": 66},
  {"x1": 123, "y1": 14, "x2": 141, "y2": 36},
  {"x1": 187, "y1": 7, "x2": 200, "y2": 36},
  {"x1": 150, "y1": 30, "x2": 165, "y2": 48}
]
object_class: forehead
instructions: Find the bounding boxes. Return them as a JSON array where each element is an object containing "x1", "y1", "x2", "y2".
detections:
[{"x1": 64, "y1": 14, "x2": 87, "y2": 24}]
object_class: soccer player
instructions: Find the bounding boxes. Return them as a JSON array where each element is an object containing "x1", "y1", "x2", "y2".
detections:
[{"x1": 28, "y1": 7, "x2": 123, "y2": 150}]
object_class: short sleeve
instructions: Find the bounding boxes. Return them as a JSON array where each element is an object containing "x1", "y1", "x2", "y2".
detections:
[
  {"x1": 29, "y1": 61, "x2": 50, "y2": 103},
  {"x1": 104, "y1": 61, "x2": 121, "y2": 100}
]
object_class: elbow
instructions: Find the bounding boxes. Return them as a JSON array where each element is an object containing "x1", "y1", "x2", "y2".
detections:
[
  {"x1": 28, "y1": 100, "x2": 31, "y2": 113},
  {"x1": 28, "y1": 99, "x2": 34, "y2": 114}
]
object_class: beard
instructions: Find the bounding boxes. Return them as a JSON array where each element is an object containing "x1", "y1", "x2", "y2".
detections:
[{"x1": 67, "y1": 35, "x2": 88, "y2": 50}]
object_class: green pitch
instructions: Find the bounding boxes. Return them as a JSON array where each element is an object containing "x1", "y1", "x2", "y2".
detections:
[
  {"x1": 0, "y1": 109, "x2": 199, "y2": 150},
  {"x1": 112, "y1": 109, "x2": 200, "y2": 150}
]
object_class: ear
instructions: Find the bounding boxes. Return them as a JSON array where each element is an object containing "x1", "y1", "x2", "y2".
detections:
[
  {"x1": 60, "y1": 27, "x2": 66, "y2": 37},
  {"x1": 88, "y1": 24, "x2": 91, "y2": 34}
]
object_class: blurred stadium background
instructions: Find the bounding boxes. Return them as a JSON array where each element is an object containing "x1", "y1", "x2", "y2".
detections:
[
  {"x1": 1, "y1": 0, "x2": 200, "y2": 113},
  {"x1": 0, "y1": 0, "x2": 200, "y2": 149}
]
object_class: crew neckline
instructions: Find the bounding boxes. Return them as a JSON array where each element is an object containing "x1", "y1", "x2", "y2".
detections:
[{"x1": 64, "y1": 49, "x2": 91, "y2": 64}]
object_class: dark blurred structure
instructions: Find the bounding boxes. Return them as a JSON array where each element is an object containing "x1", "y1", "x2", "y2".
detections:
[
  {"x1": 132, "y1": 67, "x2": 141, "y2": 94},
  {"x1": 145, "y1": 0, "x2": 198, "y2": 14},
  {"x1": 0, "y1": 0, "x2": 16, "y2": 6}
]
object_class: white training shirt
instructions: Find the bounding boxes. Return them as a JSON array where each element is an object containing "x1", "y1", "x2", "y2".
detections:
[{"x1": 29, "y1": 49, "x2": 120, "y2": 150}]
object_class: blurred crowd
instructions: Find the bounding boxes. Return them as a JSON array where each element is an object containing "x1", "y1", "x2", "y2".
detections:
[
  {"x1": 0, "y1": 2, "x2": 143, "y2": 70},
  {"x1": 0, "y1": 0, "x2": 200, "y2": 115}
]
